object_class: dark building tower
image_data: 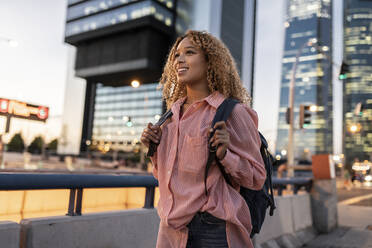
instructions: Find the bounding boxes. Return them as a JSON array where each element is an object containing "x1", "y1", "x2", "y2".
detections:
[
  {"x1": 343, "y1": 0, "x2": 372, "y2": 166},
  {"x1": 59, "y1": 0, "x2": 256, "y2": 156},
  {"x1": 276, "y1": 0, "x2": 333, "y2": 160},
  {"x1": 64, "y1": 0, "x2": 177, "y2": 153}
]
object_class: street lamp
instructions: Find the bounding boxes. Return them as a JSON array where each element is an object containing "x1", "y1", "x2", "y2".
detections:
[
  {"x1": 287, "y1": 38, "x2": 317, "y2": 177},
  {"x1": 131, "y1": 80, "x2": 140, "y2": 88}
]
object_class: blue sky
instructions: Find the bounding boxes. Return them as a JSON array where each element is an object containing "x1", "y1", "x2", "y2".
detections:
[{"x1": 0, "y1": 0, "x2": 342, "y2": 153}]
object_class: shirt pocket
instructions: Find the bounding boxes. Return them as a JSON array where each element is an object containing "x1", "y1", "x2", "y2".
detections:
[{"x1": 179, "y1": 135, "x2": 208, "y2": 174}]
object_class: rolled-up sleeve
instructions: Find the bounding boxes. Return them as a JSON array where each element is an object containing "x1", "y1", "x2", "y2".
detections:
[{"x1": 219, "y1": 104, "x2": 266, "y2": 190}]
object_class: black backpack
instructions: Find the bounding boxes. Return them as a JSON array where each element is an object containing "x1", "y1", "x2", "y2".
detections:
[{"x1": 204, "y1": 98, "x2": 276, "y2": 238}]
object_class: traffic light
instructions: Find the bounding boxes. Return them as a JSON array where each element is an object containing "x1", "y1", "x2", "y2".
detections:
[
  {"x1": 299, "y1": 105, "x2": 311, "y2": 129},
  {"x1": 354, "y1": 102, "x2": 363, "y2": 116},
  {"x1": 339, "y1": 61, "x2": 350, "y2": 80}
]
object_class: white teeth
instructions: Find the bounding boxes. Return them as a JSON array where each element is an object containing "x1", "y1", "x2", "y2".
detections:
[{"x1": 178, "y1": 68, "x2": 188, "y2": 72}]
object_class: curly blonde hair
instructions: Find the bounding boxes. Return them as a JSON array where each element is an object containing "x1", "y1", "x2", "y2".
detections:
[{"x1": 160, "y1": 30, "x2": 251, "y2": 109}]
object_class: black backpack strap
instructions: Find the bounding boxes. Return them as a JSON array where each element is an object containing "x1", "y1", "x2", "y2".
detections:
[
  {"x1": 259, "y1": 132, "x2": 276, "y2": 216},
  {"x1": 204, "y1": 98, "x2": 239, "y2": 195}
]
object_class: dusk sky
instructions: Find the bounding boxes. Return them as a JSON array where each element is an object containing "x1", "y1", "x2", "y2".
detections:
[{"x1": 0, "y1": 0, "x2": 343, "y2": 153}]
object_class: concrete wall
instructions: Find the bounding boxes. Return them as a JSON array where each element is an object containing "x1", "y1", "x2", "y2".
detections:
[
  {"x1": 0, "y1": 221, "x2": 20, "y2": 248},
  {"x1": 254, "y1": 194, "x2": 313, "y2": 245},
  {"x1": 3, "y1": 194, "x2": 312, "y2": 247},
  {"x1": 20, "y1": 208, "x2": 160, "y2": 248}
]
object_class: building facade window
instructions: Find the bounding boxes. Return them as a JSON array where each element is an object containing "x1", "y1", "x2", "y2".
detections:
[
  {"x1": 66, "y1": 0, "x2": 174, "y2": 37},
  {"x1": 343, "y1": 0, "x2": 372, "y2": 165},
  {"x1": 276, "y1": 0, "x2": 333, "y2": 159},
  {"x1": 91, "y1": 83, "x2": 162, "y2": 151}
]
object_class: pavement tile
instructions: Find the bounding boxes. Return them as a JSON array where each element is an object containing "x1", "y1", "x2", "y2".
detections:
[
  {"x1": 303, "y1": 227, "x2": 372, "y2": 248},
  {"x1": 261, "y1": 240, "x2": 281, "y2": 248}
]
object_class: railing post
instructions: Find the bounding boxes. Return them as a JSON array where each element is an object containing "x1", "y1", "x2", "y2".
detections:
[
  {"x1": 76, "y1": 188, "x2": 83, "y2": 215},
  {"x1": 67, "y1": 189, "x2": 76, "y2": 216},
  {"x1": 144, "y1": 186, "x2": 155, "y2": 208}
]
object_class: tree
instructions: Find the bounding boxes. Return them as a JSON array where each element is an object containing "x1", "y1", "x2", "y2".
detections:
[
  {"x1": 7, "y1": 133, "x2": 25, "y2": 153},
  {"x1": 28, "y1": 136, "x2": 44, "y2": 154},
  {"x1": 47, "y1": 138, "x2": 58, "y2": 151}
]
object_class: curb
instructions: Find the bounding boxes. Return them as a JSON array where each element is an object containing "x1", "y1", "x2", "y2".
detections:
[{"x1": 256, "y1": 227, "x2": 317, "y2": 248}]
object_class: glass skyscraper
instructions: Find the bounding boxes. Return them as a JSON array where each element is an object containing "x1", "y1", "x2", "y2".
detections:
[
  {"x1": 276, "y1": 0, "x2": 333, "y2": 160},
  {"x1": 343, "y1": 0, "x2": 372, "y2": 165}
]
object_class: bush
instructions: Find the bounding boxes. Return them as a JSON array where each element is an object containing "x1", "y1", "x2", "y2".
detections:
[
  {"x1": 28, "y1": 136, "x2": 44, "y2": 154},
  {"x1": 48, "y1": 138, "x2": 58, "y2": 151},
  {"x1": 7, "y1": 133, "x2": 25, "y2": 152}
]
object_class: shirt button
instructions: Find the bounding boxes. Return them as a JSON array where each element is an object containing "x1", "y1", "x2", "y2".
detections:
[
  {"x1": 167, "y1": 170, "x2": 171, "y2": 174},
  {"x1": 168, "y1": 196, "x2": 172, "y2": 199}
]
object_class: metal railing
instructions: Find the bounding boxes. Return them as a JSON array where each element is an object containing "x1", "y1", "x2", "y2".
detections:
[
  {"x1": 272, "y1": 177, "x2": 313, "y2": 196},
  {"x1": 0, "y1": 172, "x2": 313, "y2": 216},
  {"x1": 0, "y1": 172, "x2": 158, "y2": 216}
]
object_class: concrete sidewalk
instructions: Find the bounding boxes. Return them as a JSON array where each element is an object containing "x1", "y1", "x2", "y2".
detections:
[
  {"x1": 303, "y1": 226, "x2": 372, "y2": 248},
  {"x1": 303, "y1": 192, "x2": 372, "y2": 248}
]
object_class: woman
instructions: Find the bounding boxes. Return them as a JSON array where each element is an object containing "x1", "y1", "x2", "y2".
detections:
[{"x1": 140, "y1": 30, "x2": 266, "y2": 248}]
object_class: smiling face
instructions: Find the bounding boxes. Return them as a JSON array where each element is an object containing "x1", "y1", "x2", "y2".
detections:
[{"x1": 173, "y1": 37, "x2": 208, "y2": 87}]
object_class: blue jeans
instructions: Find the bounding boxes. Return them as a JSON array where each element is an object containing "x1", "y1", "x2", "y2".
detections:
[{"x1": 186, "y1": 212, "x2": 228, "y2": 248}]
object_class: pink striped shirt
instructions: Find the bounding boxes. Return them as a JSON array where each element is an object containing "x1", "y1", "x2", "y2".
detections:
[{"x1": 151, "y1": 91, "x2": 266, "y2": 248}]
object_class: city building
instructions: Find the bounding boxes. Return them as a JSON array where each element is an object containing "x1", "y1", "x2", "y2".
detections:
[
  {"x1": 343, "y1": 0, "x2": 372, "y2": 166},
  {"x1": 276, "y1": 0, "x2": 333, "y2": 160},
  {"x1": 58, "y1": 0, "x2": 256, "y2": 156}
]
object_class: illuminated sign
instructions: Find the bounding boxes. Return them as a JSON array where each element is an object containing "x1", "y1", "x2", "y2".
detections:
[{"x1": 0, "y1": 98, "x2": 49, "y2": 122}]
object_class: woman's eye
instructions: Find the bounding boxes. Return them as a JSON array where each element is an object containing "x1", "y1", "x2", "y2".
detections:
[
  {"x1": 186, "y1": 50, "x2": 194, "y2": 54},
  {"x1": 174, "y1": 53, "x2": 180, "y2": 58}
]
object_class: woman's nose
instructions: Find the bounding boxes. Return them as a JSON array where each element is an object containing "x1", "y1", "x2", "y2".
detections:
[{"x1": 176, "y1": 53, "x2": 186, "y2": 63}]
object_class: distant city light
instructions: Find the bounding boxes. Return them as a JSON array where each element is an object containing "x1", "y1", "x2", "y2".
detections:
[
  {"x1": 276, "y1": 155, "x2": 282, "y2": 160},
  {"x1": 281, "y1": 150, "x2": 287, "y2": 156},
  {"x1": 333, "y1": 155, "x2": 340, "y2": 162},
  {"x1": 131, "y1": 80, "x2": 140, "y2": 88},
  {"x1": 349, "y1": 124, "x2": 358, "y2": 133},
  {"x1": 284, "y1": 22, "x2": 290, "y2": 28},
  {"x1": 365, "y1": 175, "x2": 372, "y2": 182},
  {"x1": 122, "y1": 116, "x2": 129, "y2": 122},
  {"x1": 155, "y1": 114, "x2": 161, "y2": 120},
  {"x1": 310, "y1": 105, "x2": 317, "y2": 112},
  {"x1": 86, "y1": 140, "x2": 91, "y2": 146},
  {"x1": 126, "y1": 117, "x2": 133, "y2": 127}
]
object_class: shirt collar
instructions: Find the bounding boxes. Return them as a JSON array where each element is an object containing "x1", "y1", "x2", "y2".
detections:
[
  {"x1": 173, "y1": 91, "x2": 225, "y2": 109},
  {"x1": 170, "y1": 91, "x2": 226, "y2": 115},
  {"x1": 204, "y1": 91, "x2": 226, "y2": 109}
]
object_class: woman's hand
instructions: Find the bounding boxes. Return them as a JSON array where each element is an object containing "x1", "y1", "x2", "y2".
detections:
[
  {"x1": 208, "y1": 121, "x2": 230, "y2": 160},
  {"x1": 140, "y1": 123, "x2": 162, "y2": 148}
]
